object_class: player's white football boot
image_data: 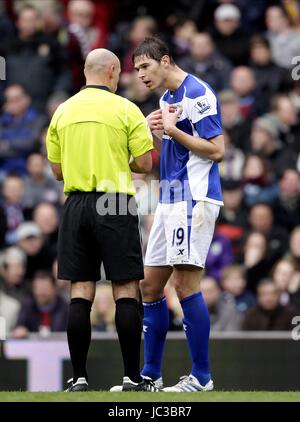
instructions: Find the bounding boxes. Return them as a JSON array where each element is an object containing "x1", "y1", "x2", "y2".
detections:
[
  {"x1": 110, "y1": 376, "x2": 163, "y2": 392},
  {"x1": 163, "y1": 375, "x2": 214, "y2": 392}
]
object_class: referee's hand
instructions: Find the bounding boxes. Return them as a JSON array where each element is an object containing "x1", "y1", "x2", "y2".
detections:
[{"x1": 146, "y1": 109, "x2": 164, "y2": 131}]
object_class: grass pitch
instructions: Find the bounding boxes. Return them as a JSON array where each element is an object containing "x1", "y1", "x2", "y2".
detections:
[{"x1": 0, "y1": 391, "x2": 299, "y2": 402}]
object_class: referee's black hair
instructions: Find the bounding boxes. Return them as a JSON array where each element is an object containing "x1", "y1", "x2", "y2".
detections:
[{"x1": 132, "y1": 36, "x2": 175, "y2": 64}]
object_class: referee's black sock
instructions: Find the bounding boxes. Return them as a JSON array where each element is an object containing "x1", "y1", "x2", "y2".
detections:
[
  {"x1": 67, "y1": 297, "x2": 92, "y2": 383},
  {"x1": 115, "y1": 298, "x2": 143, "y2": 384}
]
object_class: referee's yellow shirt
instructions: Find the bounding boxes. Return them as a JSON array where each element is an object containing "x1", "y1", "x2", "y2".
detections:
[{"x1": 46, "y1": 86, "x2": 153, "y2": 195}]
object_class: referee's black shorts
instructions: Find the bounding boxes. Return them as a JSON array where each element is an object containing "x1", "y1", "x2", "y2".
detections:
[{"x1": 57, "y1": 192, "x2": 144, "y2": 282}]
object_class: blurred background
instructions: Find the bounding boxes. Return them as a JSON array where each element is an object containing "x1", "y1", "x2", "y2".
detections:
[{"x1": 0, "y1": 0, "x2": 300, "y2": 391}]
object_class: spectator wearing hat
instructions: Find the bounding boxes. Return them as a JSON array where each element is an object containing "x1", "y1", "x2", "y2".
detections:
[
  {"x1": 13, "y1": 271, "x2": 68, "y2": 338},
  {"x1": 16, "y1": 222, "x2": 56, "y2": 280},
  {"x1": 0, "y1": 246, "x2": 28, "y2": 301},
  {"x1": 211, "y1": 4, "x2": 250, "y2": 66}
]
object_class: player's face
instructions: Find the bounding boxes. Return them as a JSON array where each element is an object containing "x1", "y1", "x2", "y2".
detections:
[{"x1": 134, "y1": 56, "x2": 165, "y2": 90}]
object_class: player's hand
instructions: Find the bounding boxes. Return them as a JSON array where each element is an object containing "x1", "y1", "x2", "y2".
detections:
[
  {"x1": 162, "y1": 104, "x2": 182, "y2": 134},
  {"x1": 146, "y1": 109, "x2": 164, "y2": 131}
]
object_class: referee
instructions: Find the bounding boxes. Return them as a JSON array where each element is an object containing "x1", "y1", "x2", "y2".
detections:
[{"x1": 46, "y1": 49, "x2": 157, "y2": 392}]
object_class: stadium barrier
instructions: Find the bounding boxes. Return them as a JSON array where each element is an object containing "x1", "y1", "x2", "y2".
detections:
[{"x1": 0, "y1": 332, "x2": 299, "y2": 391}]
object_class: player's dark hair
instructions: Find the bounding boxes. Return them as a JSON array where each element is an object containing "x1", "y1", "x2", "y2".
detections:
[{"x1": 132, "y1": 36, "x2": 175, "y2": 64}]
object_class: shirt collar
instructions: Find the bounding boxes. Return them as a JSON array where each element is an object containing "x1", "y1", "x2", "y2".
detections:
[{"x1": 81, "y1": 85, "x2": 111, "y2": 92}]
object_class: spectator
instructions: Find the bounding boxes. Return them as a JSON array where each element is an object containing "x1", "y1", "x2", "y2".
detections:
[
  {"x1": 249, "y1": 35, "x2": 289, "y2": 114},
  {"x1": 201, "y1": 276, "x2": 240, "y2": 331},
  {"x1": 271, "y1": 257, "x2": 300, "y2": 309},
  {"x1": 211, "y1": 4, "x2": 250, "y2": 66},
  {"x1": 220, "y1": 129, "x2": 245, "y2": 182},
  {"x1": 13, "y1": 271, "x2": 68, "y2": 338},
  {"x1": 67, "y1": 0, "x2": 105, "y2": 54},
  {"x1": 40, "y1": 0, "x2": 86, "y2": 93},
  {"x1": 33, "y1": 202, "x2": 59, "y2": 257},
  {"x1": 16, "y1": 222, "x2": 55, "y2": 280},
  {"x1": 221, "y1": 265, "x2": 256, "y2": 315},
  {"x1": 218, "y1": 90, "x2": 252, "y2": 151},
  {"x1": 1, "y1": 174, "x2": 25, "y2": 245},
  {"x1": 265, "y1": 5, "x2": 300, "y2": 70},
  {"x1": 288, "y1": 226, "x2": 300, "y2": 269},
  {"x1": 0, "y1": 290, "x2": 20, "y2": 333},
  {"x1": 273, "y1": 168, "x2": 300, "y2": 232},
  {"x1": 170, "y1": 18, "x2": 197, "y2": 61},
  {"x1": 0, "y1": 85, "x2": 47, "y2": 177},
  {"x1": 217, "y1": 180, "x2": 248, "y2": 257},
  {"x1": 205, "y1": 233, "x2": 234, "y2": 283},
  {"x1": 242, "y1": 231, "x2": 275, "y2": 294},
  {"x1": 178, "y1": 32, "x2": 232, "y2": 92},
  {"x1": 250, "y1": 117, "x2": 282, "y2": 167},
  {"x1": 230, "y1": 66, "x2": 258, "y2": 118},
  {"x1": 248, "y1": 203, "x2": 289, "y2": 263},
  {"x1": 23, "y1": 153, "x2": 61, "y2": 212},
  {"x1": 265, "y1": 95, "x2": 300, "y2": 157},
  {"x1": 242, "y1": 279, "x2": 298, "y2": 330},
  {"x1": 119, "y1": 16, "x2": 157, "y2": 87},
  {"x1": 0, "y1": 246, "x2": 28, "y2": 301},
  {"x1": 242, "y1": 154, "x2": 278, "y2": 207},
  {"x1": 91, "y1": 283, "x2": 115, "y2": 332},
  {"x1": 4, "y1": 3, "x2": 71, "y2": 109}
]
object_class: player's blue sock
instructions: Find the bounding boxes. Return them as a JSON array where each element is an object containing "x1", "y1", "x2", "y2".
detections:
[
  {"x1": 180, "y1": 292, "x2": 211, "y2": 385},
  {"x1": 141, "y1": 296, "x2": 169, "y2": 381}
]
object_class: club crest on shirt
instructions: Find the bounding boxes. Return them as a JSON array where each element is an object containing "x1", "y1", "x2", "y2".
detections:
[{"x1": 194, "y1": 98, "x2": 211, "y2": 114}]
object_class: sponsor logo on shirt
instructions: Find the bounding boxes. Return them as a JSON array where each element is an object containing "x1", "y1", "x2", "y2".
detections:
[{"x1": 194, "y1": 98, "x2": 211, "y2": 114}]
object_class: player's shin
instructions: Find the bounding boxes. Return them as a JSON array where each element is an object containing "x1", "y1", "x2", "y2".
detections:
[{"x1": 141, "y1": 296, "x2": 169, "y2": 381}]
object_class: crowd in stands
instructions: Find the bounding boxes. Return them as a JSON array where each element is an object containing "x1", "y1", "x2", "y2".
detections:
[{"x1": 0, "y1": 0, "x2": 300, "y2": 336}]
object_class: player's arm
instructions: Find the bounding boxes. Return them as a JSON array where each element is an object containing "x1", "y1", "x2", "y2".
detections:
[
  {"x1": 162, "y1": 105, "x2": 225, "y2": 162},
  {"x1": 146, "y1": 109, "x2": 164, "y2": 153}
]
